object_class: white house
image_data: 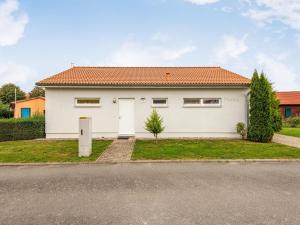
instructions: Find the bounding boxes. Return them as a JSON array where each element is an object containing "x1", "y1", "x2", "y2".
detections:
[{"x1": 37, "y1": 67, "x2": 250, "y2": 139}]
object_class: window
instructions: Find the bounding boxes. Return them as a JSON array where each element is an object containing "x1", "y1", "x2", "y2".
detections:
[
  {"x1": 183, "y1": 98, "x2": 201, "y2": 107},
  {"x1": 202, "y1": 98, "x2": 221, "y2": 106},
  {"x1": 183, "y1": 98, "x2": 221, "y2": 107},
  {"x1": 75, "y1": 98, "x2": 100, "y2": 107},
  {"x1": 152, "y1": 98, "x2": 168, "y2": 107}
]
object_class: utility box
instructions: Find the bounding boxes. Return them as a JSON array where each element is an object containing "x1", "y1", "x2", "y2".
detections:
[{"x1": 79, "y1": 117, "x2": 92, "y2": 157}]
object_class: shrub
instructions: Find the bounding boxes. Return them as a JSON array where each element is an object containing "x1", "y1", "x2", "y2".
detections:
[
  {"x1": 145, "y1": 110, "x2": 164, "y2": 143},
  {"x1": 236, "y1": 122, "x2": 247, "y2": 139},
  {"x1": 285, "y1": 117, "x2": 300, "y2": 128},
  {"x1": 270, "y1": 91, "x2": 282, "y2": 132},
  {"x1": 248, "y1": 71, "x2": 274, "y2": 143},
  {"x1": 0, "y1": 116, "x2": 45, "y2": 142}
]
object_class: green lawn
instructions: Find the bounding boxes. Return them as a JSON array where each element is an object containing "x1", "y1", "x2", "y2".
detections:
[
  {"x1": 278, "y1": 128, "x2": 300, "y2": 138},
  {"x1": 0, "y1": 139, "x2": 112, "y2": 163},
  {"x1": 132, "y1": 139, "x2": 300, "y2": 160}
]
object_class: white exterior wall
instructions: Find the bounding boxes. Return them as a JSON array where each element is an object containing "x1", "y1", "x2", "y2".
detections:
[{"x1": 45, "y1": 87, "x2": 249, "y2": 138}]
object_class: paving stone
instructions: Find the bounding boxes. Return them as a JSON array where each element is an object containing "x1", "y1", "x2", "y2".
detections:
[{"x1": 97, "y1": 138, "x2": 135, "y2": 162}]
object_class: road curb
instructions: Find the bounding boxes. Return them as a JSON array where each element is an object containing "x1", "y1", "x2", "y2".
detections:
[{"x1": 0, "y1": 159, "x2": 300, "y2": 167}]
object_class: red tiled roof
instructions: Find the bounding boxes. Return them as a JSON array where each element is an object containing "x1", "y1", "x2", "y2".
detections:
[
  {"x1": 276, "y1": 91, "x2": 300, "y2": 105},
  {"x1": 36, "y1": 67, "x2": 250, "y2": 87}
]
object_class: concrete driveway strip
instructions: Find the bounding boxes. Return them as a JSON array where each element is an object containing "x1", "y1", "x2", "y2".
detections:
[
  {"x1": 273, "y1": 134, "x2": 300, "y2": 148},
  {"x1": 0, "y1": 163, "x2": 299, "y2": 225}
]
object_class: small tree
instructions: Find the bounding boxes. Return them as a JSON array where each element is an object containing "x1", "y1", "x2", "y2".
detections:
[
  {"x1": 145, "y1": 110, "x2": 164, "y2": 143},
  {"x1": 0, "y1": 83, "x2": 26, "y2": 104},
  {"x1": 236, "y1": 122, "x2": 247, "y2": 140},
  {"x1": 248, "y1": 71, "x2": 274, "y2": 142},
  {"x1": 29, "y1": 86, "x2": 45, "y2": 98}
]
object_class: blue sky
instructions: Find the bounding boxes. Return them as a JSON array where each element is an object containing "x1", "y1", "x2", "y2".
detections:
[{"x1": 0, "y1": 0, "x2": 300, "y2": 91}]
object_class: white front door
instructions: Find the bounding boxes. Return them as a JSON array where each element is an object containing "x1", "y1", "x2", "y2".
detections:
[{"x1": 118, "y1": 99, "x2": 135, "y2": 136}]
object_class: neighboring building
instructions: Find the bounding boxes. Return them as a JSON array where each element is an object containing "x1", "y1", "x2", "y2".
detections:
[
  {"x1": 276, "y1": 91, "x2": 300, "y2": 118},
  {"x1": 14, "y1": 97, "x2": 45, "y2": 118},
  {"x1": 37, "y1": 67, "x2": 250, "y2": 139}
]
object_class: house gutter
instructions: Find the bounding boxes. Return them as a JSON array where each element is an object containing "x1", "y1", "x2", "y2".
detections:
[
  {"x1": 246, "y1": 91, "x2": 250, "y2": 128},
  {"x1": 37, "y1": 84, "x2": 250, "y2": 89}
]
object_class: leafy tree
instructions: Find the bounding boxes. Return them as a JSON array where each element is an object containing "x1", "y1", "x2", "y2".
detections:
[
  {"x1": 247, "y1": 70, "x2": 274, "y2": 142},
  {"x1": 145, "y1": 110, "x2": 165, "y2": 143},
  {"x1": 0, "y1": 83, "x2": 26, "y2": 104},
  {"x1": 0, "y1": 103, "x2": 13, "y2": 118},
  {"x1": 270, "y1": 90, "x2": 282, "y2": 132},
  {"x1": 29, "y1": 86, "x2": 45, "y2": 98}
]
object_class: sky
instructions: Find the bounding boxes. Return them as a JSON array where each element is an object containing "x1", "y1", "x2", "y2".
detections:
[{"x1": 0, "y1": 0, "x2": 300, "y2": 91}]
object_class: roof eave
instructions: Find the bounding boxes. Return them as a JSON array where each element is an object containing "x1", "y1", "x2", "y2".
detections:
[{"x1": 36, "y1": 83, "x2": 250, "y2": 89}]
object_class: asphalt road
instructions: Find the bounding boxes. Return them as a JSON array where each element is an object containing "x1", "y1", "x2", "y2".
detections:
[{"x1": 0, "y1": 162, "x2": 299, "y2": 225}]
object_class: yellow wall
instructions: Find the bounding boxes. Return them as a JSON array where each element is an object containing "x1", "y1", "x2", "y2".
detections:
[{"x1": 14, "y1": 98, "x2": 45, "y2": 118}]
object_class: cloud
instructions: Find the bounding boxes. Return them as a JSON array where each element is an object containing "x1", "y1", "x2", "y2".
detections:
[
  {"x1": 296, "y1": 34, "x2": 300, "y2": 46},
  {"x1": 215, "y1": 35, "x2": 248, "y2": 63},
  {"x1": 257, "y1": 53, "x2": 300, "y2": 90},
  {"x1": 105, "y1": 39, "x2": 196, "y2": 66},
  {"x1": 220, "y1": 6, "x2": 233, "y2": 13},
  {"x1": 0, "y1": 62, "x2": 36, "y2": 90},
  {"x1": 243, "y1": 0, "x2": 300, "y2": 30},
  {"x1": 184, "y1": 0, "x2": 219, "y2": 5},
  {"x1": 0, "y1": 0, "x2": 28, "y2": 46}
]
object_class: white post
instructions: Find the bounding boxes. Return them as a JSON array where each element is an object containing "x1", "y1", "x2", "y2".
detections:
[{"x1": 79, "y1": 117, "x2": 92, "y2": 157}]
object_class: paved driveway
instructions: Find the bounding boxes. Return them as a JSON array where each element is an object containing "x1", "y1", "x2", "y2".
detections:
[
  {"x1": 273, "y1": 134, "x2": 300, "y2": 148},
  {"x1": 0, "y1": 163, "x2": 300, "y2": 225}
]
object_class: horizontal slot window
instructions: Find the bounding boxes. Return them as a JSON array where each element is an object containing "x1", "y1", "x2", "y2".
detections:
[
  {"x1": 183, "y1": 98, "x2": 201, "y2": 106},
  {"x1": 183, "y1": 98, "x2": 221, "y2": 107},
  {"x1": 152, "y1": 98, "x2": 168, "y2": 107},
  {"x1": 202, "y1": 98, "x2": 221, "y2": 106},
  {"x1": 75, "y1": 98, "x2": 100, "y2": 107}
]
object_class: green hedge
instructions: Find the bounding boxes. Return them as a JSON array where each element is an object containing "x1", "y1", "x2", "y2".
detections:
[{"x1": 0, "y1": 116, "x2": 45, "y2": 141}]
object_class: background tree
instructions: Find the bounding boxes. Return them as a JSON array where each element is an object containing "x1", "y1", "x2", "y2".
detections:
[
  {"x1": 145, "y1": 110, "x2": 164, "y2": 143},
  {"x1": 29, "y1": 86, "x2": 45, "y2": 98},
  {"x1": 247, "y1": 70, "x2": 275, "y2": 142},
  {"x1": 270, "y1": 90, "x2": 282, "y2": 132},
  {"x1": 0, "y1": 103, "x2": 13, "y2": 118},
  {"x1": 0, "y1": 83, "x2": 26, "y2": 104}
]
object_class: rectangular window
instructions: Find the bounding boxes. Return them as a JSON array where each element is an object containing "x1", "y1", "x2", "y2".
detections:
[
  {"x1": 183, "y1": 98, "x2": 221, "y2": 107},
  {"x1": 75, "y1": 98, "x2": 100, "y2": 107},
  {"x1": 183, "y1": 98, "x2": 201, "y2": 107},
  {"x1": 152, "y1": 98, "x2": 168, "y2": 107},
  {"x1": 202, "y1": 98, "x2": 221, "y2": 106}
]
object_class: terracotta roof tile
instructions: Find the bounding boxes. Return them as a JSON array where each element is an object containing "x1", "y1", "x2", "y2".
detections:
[
  {"x1": 37, "y1": 67, "x2": 250, "y2": 87},
  {"x1": 276, "y1": 91, "x2": 300, "y2": 105}
]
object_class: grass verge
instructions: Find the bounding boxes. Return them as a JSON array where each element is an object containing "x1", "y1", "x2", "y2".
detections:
[
  {"x1": 0, "y1": 139, "x2": 112, "y2": 163},
  {"x1": 278, "y1": 128, "x2": 300, "y2": 138},
  {"x1": 132, "y1": 139, "x2": 300, "y2": 160}
]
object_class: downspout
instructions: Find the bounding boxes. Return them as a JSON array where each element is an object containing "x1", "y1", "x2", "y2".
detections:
[{"x1": 246, "y1": 91, "x2": 250, "y2": 128}]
